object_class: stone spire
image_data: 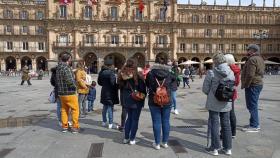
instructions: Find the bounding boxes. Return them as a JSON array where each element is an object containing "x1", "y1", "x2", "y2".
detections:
[
  {"x1": 188, "y1": 0, "x2": 190, "y2": 5},
  {"x1": 273, "y1": 0, "x2": 276, "y2": 7},
  {"x1": 214, "y1": 0, "x2": 216, "y2": 5},
  {"x1": 226, "y1": 0, "x2": 229, "y2": 6},
  {"x1": 251, "y1": 0, "x2": 254, "y2": 5},
  {"x1": 239, "y1": 0, "x2": 241, "y2": 6},
  {"x1": 263, "y1": 0, "x2": 266, "y2": 7}
]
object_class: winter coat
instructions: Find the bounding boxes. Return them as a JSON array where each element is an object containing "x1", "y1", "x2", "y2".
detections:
[
  {"x1": 241, "y1": 54, "x2": 265, "y2": 89},
  {"x1": 56, "y1": 62, "x2": 77, "y2": 96},
  {"x1": 50, "y1": 67, "x2": 58, "y2": 99},
  {"x1": 202, "y1": 63, "x2": 235, "y2": 112},
  {"x1": 75, "y1": 69, "x2": 89, "y2": 94},
  {"x1": 98, "y1": 66, "x2": 119, "y2": 106},
  {"x1": 21, "y1": 67, "x2": 30, "y2": 81},
  {"x1": 229, "y1": 64, "x2": 241, "y2": 100},
  {"x1": 87, "y1": 86, "x2": 96, "y2": 101},
  {"x1": 170, "y1": 66, "x2": 179, "y2": 91},
  {"x1": 145, "y1": 64, "x2": 175, "y2": 107}
]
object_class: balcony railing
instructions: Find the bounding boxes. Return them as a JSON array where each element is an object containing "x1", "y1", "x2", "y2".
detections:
[
  {"x1": 53, "y1": 42, "x2": 74, "y2": 48},
  {"x1": 0, "y1": 0, "x2": 46, "y2": 5},
  {"x1": 178, "y1": 33, "x2": 280, "y2": 39},
  {"x1": 79, "y1": 42, "x2": 147, "y2": 48},
  {"x1": 153, "y1": 43, "x2": 171, "y2": 49},
  {"x1": 0, "y1": 47, "x2": 46, "y2": 52}
]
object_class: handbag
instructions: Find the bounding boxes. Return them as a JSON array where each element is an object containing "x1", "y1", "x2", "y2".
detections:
[
  {"x1": 48, "y1": 90, "x2": 56, "y2": 103},
  {"x1": 128, "y1": 82, "x2": 145, "y2": 101}
]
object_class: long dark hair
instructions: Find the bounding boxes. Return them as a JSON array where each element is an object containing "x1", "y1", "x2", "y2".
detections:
[{"x1": 118, "y1": 58, "x2": 139, "y2": 88}]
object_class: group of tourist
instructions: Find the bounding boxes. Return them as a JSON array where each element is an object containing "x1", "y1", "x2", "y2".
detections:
[{"x1": 49, "y1": 43, "x2": 265, "y2": 155}]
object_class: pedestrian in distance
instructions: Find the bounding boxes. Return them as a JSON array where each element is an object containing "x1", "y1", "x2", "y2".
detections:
[
  {"x1": 182, "y1": 66, "x2": 191, "y2": 88},
  {"x1": 145, "y1": 54, "x2": 175, "y2": 150},
  {"x1": 98, "y1": 59, "x2": 119, "y2": 129},
  {"x1": 20, "y1": 65, "x2": 32, "y2": 85},
  {"x1": 56, "y1": 53, "x2": 80, "y2": 134},
  {"x1": 170, "y1": 61, "x2": 179, "y2": 115},
  {"x1": 241, "y1": 44, "x2": 265, "y2": 133},
  {"x1": 202, "y1": 53, "x2": 235, "y2": 156},
  {"x1": 87, "y1": 81, "x2": 96, "y2": 113}
]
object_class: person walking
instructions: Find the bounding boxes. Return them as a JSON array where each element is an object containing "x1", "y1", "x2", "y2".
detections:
[
  {"x1": 202, "y1": 53, "x2": 235, "y2": 156},
  {"x1": 75, "y1": 62, "x2": 89, "y2": 117},
  {"x1": 171, "y1": 61, "x2": 179, "y2": 115},
  {"x1": 182, "y1": 66, "x2": 190, "y2": 88},
  {"x1": 87, "y1": 81, "x2": 96, "y2": 112},
  {"x1": 98, "y1": 60, "x2": 119, "y2": 129},
  {"x1": 56, "y1": 53, "x2": 80, "y2": 133},
  {"x1": 241, "y1": 44, "x2": 265, "y2": 132},
  {"x1": 20, "y1": 65, "x2": 32, "y2": 85},
  {"x1": 222, "y1": 54, "x2": 241, "y2": 139},
  {"x1": 118, "y1": 58, "x2": 146, "y2": 145},
  {"x1": 146, "y1": 55, "x2": 174, "y2": 150}
]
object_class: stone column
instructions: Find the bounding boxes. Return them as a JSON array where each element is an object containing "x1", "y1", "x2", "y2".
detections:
[
  {"x1": 32, "y1": 59, "x2": 36, "y2": 71},
  {"x1": 0, "y1": 58, "x2": 5, "y2": 71},
  {"x1": 16, "y1": 58, "x2": 21, "y2": 71},
  {"x1": 97, "y1": 57, "x2": 104, "y2": 73}
]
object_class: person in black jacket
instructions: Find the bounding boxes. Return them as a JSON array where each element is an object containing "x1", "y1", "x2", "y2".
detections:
[
  {"x1": 98, "y1": 59, "x2": 119, "y2": 129},
  {"x1": 118, "y1": 58, "x2": 146, "y2": 145},
  {"x1": 50, "y1": 67, "x2": 62, "y2": 126},
  {"x1": 146, "y1": 55, "x2": 175, "y2": 150}
]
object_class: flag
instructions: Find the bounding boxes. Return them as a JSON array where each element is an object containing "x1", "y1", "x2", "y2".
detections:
[
  {"x1": 88, "y1": 0, "x2": 97, "y2": 5},
  {"x1": 139, "y1": 0, "x2": 144, "y2": 13},
  {"x1": 164, "y1": 0, "x2": 168, "y2": 12},
  {"x1": 59, "y1": 0, "x2": 71, "y2": 5}
]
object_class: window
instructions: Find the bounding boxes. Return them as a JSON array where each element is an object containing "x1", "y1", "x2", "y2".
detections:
[
  {"x1": 192, "y1": 44, "x2": 198, "y2": 51},
  {"x1": 60, "y1": 5, "x2": 67, "y2": 18},
  {"x1": 179, "y1": 43, "x2": 185, "y2": 52},
  {"x1": 135, "y1": 35, "x2": 143, "y2": 44},
  {"x1": 85, "y1": 35, "x2": 94, "y2": 43},
  {"x1": 38, "y1": 42, "x2": 44, "y2": 50},
  {"x1": 135, "y1": 8, "x2": 143, "y2": 21},
  {"x1": 243, "y1": 44, "x2": 248, "y2": 50},
  {"x1": 158, "y1": 35, "x2": 167, "y2": 44},
  {"x1": 231, "y1": 44, "x2": 237, "y2": 51},
  {"x1": 20, "y1": 11, "x2": 28, "y2": 19},
  {"x1": 277, "y1": 44, "x2": 280, "y2": 51},
  {"x1": 59, "y1": 35, "x2": 69, "y2": 44},
  {"x1": 219, "y1": 15, "x2": 225, "y2": 23},
  {"x1": 218, "y1": 44, "x2": 224, "y2": 51},
  {"x1": 37, "y1": 26, "x2": 44, "y2": 34},
  {"x1": 7, "y1": 42, "x2": 13, "y2": 50},
  {"x1": 111, "y1": 7, "x2": 118, "y2": 20},
  {"x1": 5, "y1": 25, "x2": 13, "y2": 33},
  {"x1": 206, "y1": 15, "x2": 212, "y2": 23},
  {"x1": 206, "y1": 44, "x2": 212, "y2": 53},
  {"x1": 205, "y1": 29, "x2": 212, "y2": 37},
  {"x1": 159, "y1": 8, "x2": 166, "y2": 21},
  {"x1": 218, "y1": 29, "x2": 225, "y2": 37},
  {"x1": 181, "y1": 29, "x2": 186, "y2": 37},
  {"x1": 192, "y1": 15, "x2": 199, "y2": 23},
  {"x1": 3, "y1": 10, "x2": 13, "y2": 19},
  {"x1": 84, "y1": 6, "x2": 92, "y2": 19},
  {"x1": 267, "y1": 44, "x2": 273, "y2": 51},
  {"x1": 22, "y1": 42, "x2": 29, "y2": 50},
  {"x1": 36, "y1": 11, "x2": 44, "y2": 20},
  {"x1": 111, "y1": 35, "x2": 119, "y2": 44},
  {"x1": 21, "y1": 26, "x2": 29, "y2": 34}
]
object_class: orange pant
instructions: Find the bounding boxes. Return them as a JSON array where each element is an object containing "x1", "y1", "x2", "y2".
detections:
[{"x1": 59, "y1": 95, "x2": 79, "y2": 129}]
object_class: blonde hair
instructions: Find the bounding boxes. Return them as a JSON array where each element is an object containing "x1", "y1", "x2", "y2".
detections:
[
  {"x1": 224, "y1": 54, "x2": 236, "y2": 65},
  {"x1": 212, "y1": 53, "x2": 226, "y2": 66}
]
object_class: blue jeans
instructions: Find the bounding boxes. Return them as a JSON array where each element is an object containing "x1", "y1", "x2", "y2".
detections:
[
  {"x1": 149, "y1": 105, "x2": 172, "y2": 145},
  {"x1": 183, "y1": 77, "x2": 190, "y2": 88},
  {"x1": 102, "y1": 104, "x2": 113, "y2": 124},
  {"x1": 245, "y1": 85, "x2": 263, "y2": 128},
  {"x1": 171, "y1": 91, "x2": 177, "y2": 110},
  {"x1": 78, "y1": 94, "x2": 87, "y2": 115},
  {"x1": 56, "y1": 98, "x2": 61, "y2": 122},
  {"x1": 88, "y1": 100, "x2": 95, "y2": 112},
  {"x1": 125, "y1": 107, "x2": 142, "y2": 140},
  {"x1": 209, "y1": 110, "x2": 232, "y2": 150}
]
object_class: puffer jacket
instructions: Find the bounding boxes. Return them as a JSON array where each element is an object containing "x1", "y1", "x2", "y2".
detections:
[
  {"x1": 202, "y1": 63, "x2": 235, "y2": 112},
  {"x1": 229, "y1": 64, "x2": 241, "y2": 100},
  {"x1": 75, "y1": 69, "x2": 89, "y2": 94}
]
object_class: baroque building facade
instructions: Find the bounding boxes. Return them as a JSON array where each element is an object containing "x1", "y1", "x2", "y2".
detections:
[{"x1": 0, "y1": 0, "x2": 280, "y2": 72}]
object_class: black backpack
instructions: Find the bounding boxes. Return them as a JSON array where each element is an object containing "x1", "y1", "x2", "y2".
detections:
[{"x1": 215, "y1": 79, "x2": 235, "y2": 102}]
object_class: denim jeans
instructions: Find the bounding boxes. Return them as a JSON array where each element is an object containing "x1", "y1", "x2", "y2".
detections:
[
  {"x1": 220, "y1": 102, "x2": 236, "y2": 137},
  {"x1": 121, "y1": 106, "x2": 127, "y2": 128},
  {"x1": 102, "y1": 104, "x2": 113, "y2": 124},
  {"x1": 56, "y1": 98, "x2": 61, "y2": 122},
  {"x1": 183, "y1": 77, "x2": 190, "y2": 88},
  {"x1": 88, "y1": 100, "x2": 95, "y2": 112},
  {"x1": 245, "y1": 85, "x2": 263, "y2": 128},
  {"x1": 171, "y1": 91, "x2": 177, "y2": 110},
  {"x1": 209, "y1": 110, "x2": 232, "y2": 150},
  {"x1": 125, "y1": 107, "x2": 142, "y2": 140},
  {"x1": 78, "y1": 94, "x2": 87, "y2": 115},
  {"x1": 149, "y1": 105, "x2": 172, "y2": 145}
]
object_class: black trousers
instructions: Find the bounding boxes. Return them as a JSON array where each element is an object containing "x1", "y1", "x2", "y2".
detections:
[
  {"x1": 21, "y1": 80, "x2": 32, "y2": 85},
  {"x1": 121, "y1": 106, "x2": 127, "y2": 128}
]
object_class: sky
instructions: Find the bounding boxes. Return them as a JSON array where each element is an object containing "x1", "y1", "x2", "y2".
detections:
[{"x1": 177, "y1": 0, "x2": 276, "y2": 7}]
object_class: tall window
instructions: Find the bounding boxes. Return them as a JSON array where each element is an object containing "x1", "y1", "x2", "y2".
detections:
[
  {"x1": 59, "y1": 34, "x2": 69, "y2": 45},
  {"x1": 277, "y1": 44, "x2": 280, "y2": 51},
  {"x1": 111, "y1": 35, "x2": 119, "y2": 44},
  {"x1": 231, "y1": 44, "x2": 237, "y2": 52},
  {"x1": 111, "y1": 7, "x2": 118, "y2": 20},
  {"x1": 205, "y1": 29, "x2": 212, "y2": 37},
  {"x1": 267, "y1": 44, "x2": 273, "y2": 52},
  {"x1": 206, "y1": 44, "x2": 212, "y2": 53},
  {"x1": 158, "y1": 35, "x2": 167, "y2": 44},
  {"x1": 5, "y1": 25, "x2": 13, "y2": 33},
  {"x1": 243, "y1": 44, "x2": 248, "y2": 50},
  {"x1": 38, "y1": 42, "x2": 44, "y2": 50},
  {"x1": 21, "y1": 26, "x2": 29, "y2": 34},
  {"x1": 20, "y1": 11, "x2": 28, "y2": 19},
  {"x1": 218, "y1": 44, "x2": 224, "y2": 51},
  {"x1": 180, "y1": 43, "x2": 185, "y2": 52},
  {"x1": 218, "y1": 29, "x2": 225, "y2": 37},
  {"x1": 85, "y1": 34, "x2": 94, "y2": 43},
  {"x1": 192, "y1": 43, "x2": 198, "y2": 51},
  {"x1": 84, "y1": 6, "x2": 92, "y2": 19},
  {"x1": 60, "y1": 5, "x2": 67, "y2": 18},
  {"x1": 3, "y1": 10, "x2": 13, "y2": 19},
  {"x1": 159, "y1": 8, "x2": 165, "y2": 21},
  {"x1": 36, "y1": 11, "x2": 44, "y2": 20},
  {"x1": 192, "y1": 15, "x2": 199, "y2": 23},
  {"x1": 135, "y1": 8, "x2": 143, "y2": 21},
  {"x1": 206, "y1": 15, "x2": 212, "y2": 23},
  {"x1": 181, "y1": 29, "x2": 186, "y2": 37},
  {"x1": 7, "y1": 42, "x2": 13, "y2": 50},
  {"x1": 37, "y1": 26, "x2": 44, "y2": 34},
  {"x1": 135, "y1": 35, "x2": 143, "y2": 44},
  {"x1": 22, "y1": 42, "x2": 29, "y2": 50},
  {"x1": 219, "y1": 15, "x2": 225, "y2": 23}
]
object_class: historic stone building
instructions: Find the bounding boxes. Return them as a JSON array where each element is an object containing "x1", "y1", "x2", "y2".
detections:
[{"x1": 0, "y1": 0, "x2": 280, "y2": 72}]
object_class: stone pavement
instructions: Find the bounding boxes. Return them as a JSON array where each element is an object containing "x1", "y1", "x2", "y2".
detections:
[{"x1": 0, "y1": 75, "x2": 280, "y2": 158}]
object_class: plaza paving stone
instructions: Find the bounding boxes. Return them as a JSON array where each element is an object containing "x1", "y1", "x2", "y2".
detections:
[{"x1": 0, "y1": 75, "x2": 280, "y2": 158}]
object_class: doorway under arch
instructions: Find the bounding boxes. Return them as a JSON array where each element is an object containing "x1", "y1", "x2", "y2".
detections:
[
  {"x1": 191, "y1": 57, "x2": 200, "y2": 68},
  {"x1": 104, "y1": 53, "x2": 126, "y2": 69},
  {"x1": 132, "y1": 53, "x2": 145, "y2": 68},
  {"x1": 21, "y1": 56, "x2": 32, "y2": 70},
  {"x1": 84, "y1": 53, "x2": 98, "y2": 74},
  {"x1": 36, "y1": 56, "x2": 47, "y2": 71},
  {"x1": 204, "y1": 57, "x2": 212, "y2": 70},
  {"x1": 5, "y1": 56, "x2": 16, "y2": 71},
  {"x1": 267, "y1": 57, "x2": 280, "y2": 63}
]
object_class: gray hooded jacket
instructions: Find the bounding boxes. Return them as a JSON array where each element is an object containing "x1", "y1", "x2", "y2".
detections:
[{"x1": 202, "y1": 63, "x2": 235, "y2": 112}]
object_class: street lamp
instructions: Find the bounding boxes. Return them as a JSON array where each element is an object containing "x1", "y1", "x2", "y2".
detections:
[{"x1": 253, "y1": 30, "x2": 268, "y2": 54}]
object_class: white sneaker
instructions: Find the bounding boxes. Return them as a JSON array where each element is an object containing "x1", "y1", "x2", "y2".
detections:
[
  {"x1": 174, "y1": 109, "x2": 179, "y2": 115},
  {"x1": 160, "y1": 143, "x2": 168, "y2": 148},
  {"x1": 129, "y1": 140, "x2": 136, "y2": 145},
  {"x1": 58, "y1": 121, "x2": 62, "y2": 127},
  {"x1": 68, "y1": 121, "x2": 72, "y2": 127},
  {"x1": 108, "y1": 124, "x2": 113, "y2": 129},
  {"x1": 205, "y1": 148, "x2": 219, "y2": 156},
  {"x1": 123, "y1": 139, "x2": 129, "y2": 144},
  {"x1": 223, "y1": 149, "x2": 232, "y2": 155},
  {"x1": 152, "y1": 143, "x2": 160, "y2": 150},
  {"x1": 102, "y1": 122, "x2": 107, "y2": 127}
]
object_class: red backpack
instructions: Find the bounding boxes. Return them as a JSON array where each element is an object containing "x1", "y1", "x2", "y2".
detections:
[{"x1": 153, "y1": 78, "x2": 170, "y2": 107}]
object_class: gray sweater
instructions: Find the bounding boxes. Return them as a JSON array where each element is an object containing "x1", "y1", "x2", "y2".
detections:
[{"x1": 202, "y1": 63, "x2": 235, "y2": 112}]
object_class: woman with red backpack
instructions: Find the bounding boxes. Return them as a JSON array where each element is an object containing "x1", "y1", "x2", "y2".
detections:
[{"x1": 145, "y1": 55, "x2": 175, "y2": 150}]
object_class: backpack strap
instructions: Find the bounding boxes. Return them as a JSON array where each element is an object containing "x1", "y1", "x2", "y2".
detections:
[{"x1": 155, "y1": 78, "x2": 165, "y2": 87}]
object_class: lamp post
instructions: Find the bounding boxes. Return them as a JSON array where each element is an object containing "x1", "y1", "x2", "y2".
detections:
[{"x1": 253, "y1": 30, "x2": 268, "y2": 54}]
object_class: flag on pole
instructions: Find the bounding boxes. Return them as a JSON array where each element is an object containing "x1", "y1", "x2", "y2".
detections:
[
  {"x1": 88, "y1": 0, "x2": 97, "y2": 5},
  {"x1": 59, "y1": 0, "x2": 72, "y2": 5},
  {"x1": 139, "y1": 0, "x2": 144, "y2": 13}
]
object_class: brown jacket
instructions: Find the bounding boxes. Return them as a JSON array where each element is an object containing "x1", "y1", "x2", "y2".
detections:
[
  {"x1": 75, "y1": 69, "x2": 89, "y2": 94},
  {"x1": 241, "y1": 55, "x2": 265, "y2": 89}
]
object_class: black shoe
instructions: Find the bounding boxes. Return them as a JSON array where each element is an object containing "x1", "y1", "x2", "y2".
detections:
[{"x1": 118, "y1": 126, "x2": 124, "y2": 132}]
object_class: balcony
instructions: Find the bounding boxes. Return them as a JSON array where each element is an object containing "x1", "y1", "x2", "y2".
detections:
[
  {"x1": 153, "y1": 43, "x2": 172, "y2": 49},
  {"x1": 178, "y1": 33, "x2": 280, "y2": 39},
  {"x1": 0, "y1": 46, "x2": 46, "y2": 53},
  {"x1": 79, "y1": 42, "x2": 147, "y2": 49},
  {"x1": 53, "y1": 42, "x2": 74, "y2": 48}
]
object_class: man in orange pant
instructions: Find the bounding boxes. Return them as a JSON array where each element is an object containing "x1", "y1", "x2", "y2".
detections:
[{"x1": 56, "y1": 53, "x2": 80, "y2": 133}]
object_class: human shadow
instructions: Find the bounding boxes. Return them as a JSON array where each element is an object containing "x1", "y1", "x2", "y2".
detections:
[{"x1": 170, "y1": 126, "x2": 207, "y2": 139}]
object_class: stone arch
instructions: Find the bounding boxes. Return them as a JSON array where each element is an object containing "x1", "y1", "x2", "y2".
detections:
[
  {"x1": 84, "y1": 53, "x2": 98, "y2": 74},
  {"x1": 36, "y1": 56, "x2": 47, "y2": 71},
  {"x1": 132, "y1": 53, "x2": 145, "y2": 68},
  {"x1": 104, "y1": 53, "x2": 126, "y2": 69},
  {"x1": 5, "y1": 56, "x2": 16, "y2": 71},
  {"x1": 155, "y1": 52, "x2": 169, "y2": 63},
  {"x1": 241, "y1": 57, "x2": 248, "y2": 62},
  {"x1": 21, "y1": 56, "x2": 32, "y2": 70},
  {"x1": 178, "y1": 57, "x2": 187, "y2": 64}
]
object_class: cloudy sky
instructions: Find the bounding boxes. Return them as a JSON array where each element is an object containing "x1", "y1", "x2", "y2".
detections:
[{"x1": 177, "y1": 0, "x2": 275, "y2": 6}]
